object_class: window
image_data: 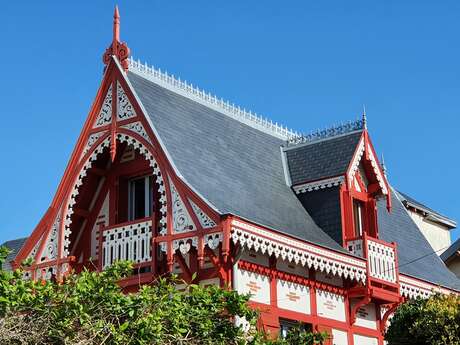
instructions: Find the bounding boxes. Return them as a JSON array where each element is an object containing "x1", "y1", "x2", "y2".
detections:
[
  {"x1": 279, "y1": 319, "x2": 311, "y2": 338},
  {"x1": 353, "y1": 199, "x2": 364, "y2": 237},
  {"x1": 128, "y1": 176, "x2": 153, "y2": 220}
]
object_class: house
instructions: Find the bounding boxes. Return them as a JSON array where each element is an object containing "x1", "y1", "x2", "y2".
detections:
[
  {"x1": 3, "y1": 8, "x2": 460, "y2": 345},
  {"x1": 396, "y1": 191, "x2": 456, "y2": 254}
]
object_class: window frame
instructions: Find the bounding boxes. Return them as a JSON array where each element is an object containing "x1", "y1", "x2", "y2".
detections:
[{"x1": 128, "y1": 175, "x2": 153, "y2": 221}]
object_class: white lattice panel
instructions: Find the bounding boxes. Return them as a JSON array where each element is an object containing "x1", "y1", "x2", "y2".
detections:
[
  {"x1": 102, "y1": 220, "x2": 152, "y2": 268},
  {"x1": 367, "y1": 239, "x2": 396, "y2": 283}
]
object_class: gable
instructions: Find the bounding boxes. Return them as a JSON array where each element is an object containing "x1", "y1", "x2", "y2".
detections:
[
  {"x1": 13, "y1": 58, "x2": 220, "y2": 275},
  {"x1": 285, "y1": 131, "x2": 363, "y2": 186}
]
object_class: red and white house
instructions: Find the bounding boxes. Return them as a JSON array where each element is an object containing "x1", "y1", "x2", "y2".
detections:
[{"x1": 5, "y1": 8, "x2": 459, "y2": 345}]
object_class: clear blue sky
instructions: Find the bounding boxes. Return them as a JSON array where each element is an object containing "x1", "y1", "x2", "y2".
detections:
[{"x1": 1, "y1": 1, "x2": 459, "y2": 245}]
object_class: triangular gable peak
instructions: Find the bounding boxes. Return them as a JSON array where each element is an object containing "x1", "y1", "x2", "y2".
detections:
[
  {"x1": 14, "y1": 40, "x2": 219, "y2": 279},
  {"x1": 346, "y1": 129, "x2": 391, "y2": 210}
]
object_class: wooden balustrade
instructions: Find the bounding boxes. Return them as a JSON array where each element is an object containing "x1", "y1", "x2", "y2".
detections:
[
  {"x1": 100, "y1": 218, "x2": 152, "y2": 269},
  {"x1": 346, "y1": 235, "x2": 398, "y2": 285}
]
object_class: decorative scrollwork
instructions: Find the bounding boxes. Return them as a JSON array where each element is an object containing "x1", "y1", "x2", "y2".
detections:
[
  {"x1": 117, "y1": 82, "x2": 136, "y2": 120},
  {"x1": 94, "y1": 85, "x2": 112, "y2": 128},
  {"x1": 121, "y1": 121, "x2": 152, "y2": 145},
  {"x1": 189, "y1": 199, "x2": 216, "y2": 228},
  {"x1": 40, "y1": 211, "x2": 61, "y2": 261},
  {"x1": 204, "y1": 233, "x2": 223, "y2": 250},
  {"x1": 170, "y1": 182, "x2": 196, "y2": 234}
]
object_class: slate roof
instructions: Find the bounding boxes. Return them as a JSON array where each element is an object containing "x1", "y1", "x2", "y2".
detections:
[
  {"x1": 396, "y1": 191, "x2": 457, "y2": 228},
  {"x1": 127, "y1": 71, "x2": 346, "y2": 253},
  {"x1": 0, "y1": 237, "x2": 27, "y2": 271},
  {"x1": 441, "y1": 237, "x2": 460, "y2": 263},
  {"x1": 285, "y1": 131, "x2": 363, "y2": 185},
  {"x1": 127, "y1": 68, "x2": 460, "y2": 290},
  {"x1": 378, "y1": 189, "x2": 460, "y2": 290}
]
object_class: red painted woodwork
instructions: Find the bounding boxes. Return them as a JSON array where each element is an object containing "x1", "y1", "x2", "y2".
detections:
[{"x1": 14, "y1": 11, "x2": 450, "y2": 344}]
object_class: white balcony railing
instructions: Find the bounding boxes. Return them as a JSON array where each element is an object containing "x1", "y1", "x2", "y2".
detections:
[
  {"x1": 101, "y1": 219, "x2": 152, "y2": 269},
  {"x1": 346, "y1": 235, "x2": 397, "y2": 284}
]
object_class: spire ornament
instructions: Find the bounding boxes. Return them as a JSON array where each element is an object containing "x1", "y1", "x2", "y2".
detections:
[
  {"x1": 103, "y1": 6, "x2": 130, "y2": 71},
  {"x1": 362, "y1": 104, "x2": 367, "y2": 129},
  {"x1": 381, "y1": 154, "x2": 387, "y2": 177}
]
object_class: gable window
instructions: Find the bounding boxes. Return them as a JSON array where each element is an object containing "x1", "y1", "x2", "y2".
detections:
[
  {"x1": 353, "y1": 199, "x2": 364, "y2": 237},
  {"x1": 128, "y1": 176, "x2": 153, "y2": 220}
]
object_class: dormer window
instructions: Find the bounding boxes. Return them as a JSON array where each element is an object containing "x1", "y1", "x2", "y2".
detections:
[
  {"x1": 353, "y1": 199, "x2": 365, "y2": 237},
  {"x1": 128, "y1": 176, "x2": 153, "y2": 220}
]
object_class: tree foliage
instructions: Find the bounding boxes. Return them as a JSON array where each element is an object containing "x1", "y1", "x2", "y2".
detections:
[
  {"x1": 0, "y1": 246, "x2": 327, "y2": 345},
  {"x1": 385, "y1": 293, "x2": 460, "y2": 345}
]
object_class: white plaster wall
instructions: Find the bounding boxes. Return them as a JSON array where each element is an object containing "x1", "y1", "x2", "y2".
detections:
[
  {"x1": 234, "y1": 267, "x2": 270, "y2": 304},
  {"x1": 408, "y1": 211, "x2": 451, "y2": 254},
  {"x1": 316, "y1": 271, "x2": 343, "y2": 287},
  {"x1": 276, "y1": 259, "x2": 309, "y2": 277},
  {"x1": 276, "y1": 279, "x2": 310, "y2": 314},
  {"x1": 350, "y1": 300, "x2": 377, "y2": 330},
  {"x1": 240, "y1": 249, "x2": 269, "y2": 267},
  {"x1": 332, "y1": 329, "x2": 348, "y2": 345},
  {"x1": 353, "y1": 334, "x2": 378, "y2": 345},
  {"x1": 316, "y1": 290, "x2": 346, "y2": 322}
]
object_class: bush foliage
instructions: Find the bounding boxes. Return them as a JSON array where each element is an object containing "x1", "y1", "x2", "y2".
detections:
[
  {"x1": 385, "y1": 293, "x2": 460, "y2": 345},
  {"x1": 0, "y1": 246, "x2": 327, "y2": 344}
]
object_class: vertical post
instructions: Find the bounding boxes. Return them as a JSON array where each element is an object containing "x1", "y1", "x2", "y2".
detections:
[{"x1": 98, "y1": 223, "x2": 104, "y2": 271}]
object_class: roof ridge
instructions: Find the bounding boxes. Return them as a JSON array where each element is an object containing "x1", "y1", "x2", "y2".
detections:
[
  {"x1": 127, "y1": 57, "x2": 300, "y2": 140},
  {"x1": 286, "y1": 120, "x2": 364, "y2": 147}
]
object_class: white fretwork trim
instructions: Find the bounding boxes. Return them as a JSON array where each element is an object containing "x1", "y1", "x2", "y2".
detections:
[
  {"x1": 81, "y1": 131, "x2": 106, "y2": 160},
  {"x1": 189, "y1": 199, "x2": 216, "y2": 228},
  {"x1": 35, "y1": 266, "x2": 57, "y2": 281},
  {"x1": 121, "y1": 121, "x2": 152, "y2": 145},
  {"x1": 347, "y1": 137, "x2": 365, "y2": 188},
  {"x1": 40, "y1": 211, "x2": 61, "y2": 261},
  {"x1": 293, "y1": 176, "x2": 345, "y2": 194},
  {"x1": 367, "y1": 143, "x2": 388, "y2": 195},
  {"x1": 159, "y1": 237, "x2": 198, "y2": 254},
  {"x1": 231, "y1": 219, "x2": 366, "y2": 283},
  {"x1": 63, "y1": 133, "x2": 168, "y2": 258},
  {"x1": 94, "y1": 85, "x2": 112, "y2": 128},
  {"x1": 170, "y1": 181, "x2": 196, "y2": 234},
  {"x1": 28, "y1": 235, "x2": 42, "y2": 261},
  {"x1": 128, "y1": 57, "x2": 300, "y2": 140},
  {"x1": 205, "y1": 232, "x2": 223, "y2": 249},
  {"x1": 399, "y1": 275, "x2": 455, "y2": 299},
  {"x1": 117, "y1": 82, "x2": 136, "y2": 121}
]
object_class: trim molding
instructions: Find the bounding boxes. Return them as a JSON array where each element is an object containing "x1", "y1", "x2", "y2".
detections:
[
  {"x1": 293, "y1": 176, "x2": 344, "y2": 194},
  {"x1": 230, "y1": 219, "x2": 367, "y2": 283}
]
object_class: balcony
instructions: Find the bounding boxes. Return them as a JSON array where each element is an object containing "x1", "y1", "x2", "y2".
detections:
[
  {"x1": 99, "y1": 218, "x2": 153, "y2": 270},
  {"x1": 346, "y1": 234, "x2": 399, "y2": 293}
]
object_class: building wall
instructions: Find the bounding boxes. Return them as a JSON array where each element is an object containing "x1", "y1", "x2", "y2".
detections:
[
  {"x1": 233, "y1": 249, "x2": 383, "y2": 345},
  {"x1": 407, "y1": 211, "x2": 451, "y2": 254}
]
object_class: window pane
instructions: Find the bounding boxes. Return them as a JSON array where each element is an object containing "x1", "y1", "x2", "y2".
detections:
[
  {"x1": 353, "y1": 200, "x2": 364, "y2": 237},
  {"x1": 134, "y1": 178, "x2": 146, "y2": 219}
]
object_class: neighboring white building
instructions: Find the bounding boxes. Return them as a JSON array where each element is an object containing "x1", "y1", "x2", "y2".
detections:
[
  {"x1": 442, "y1": 238, "x2": 460, "y2": 279},
  {"x1": 397, "y1": 191, "x2": 456, "y2": 255}
]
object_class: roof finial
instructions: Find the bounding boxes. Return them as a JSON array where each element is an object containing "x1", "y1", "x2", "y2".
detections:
[
  {"x1": 381, "y1": 153, "x2": 387, "y2": 177},
  {"x1": 103, "y1": 6, "x2": 130, "y2": 71},
  {"x1": 362, "y1": 104, "x2": 367, "y2": 129},
  {"x1": 113, "y1": 6, "x2": 120, "y2": 44}
]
